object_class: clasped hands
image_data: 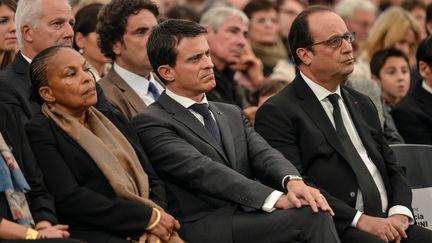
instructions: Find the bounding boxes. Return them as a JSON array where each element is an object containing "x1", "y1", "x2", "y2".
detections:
[
  {"x1": 138, "y1": 208, "x2": 180, "y2": 243},
  {"x1": 275, "y1": 180, "x2": 335, "y2": 216},
  {"x1": 357, "y1": 213, "x2": 409, "y2": 243},
  {"x1": 35, "y1": 220, "x2": 70, "y2": 239}
]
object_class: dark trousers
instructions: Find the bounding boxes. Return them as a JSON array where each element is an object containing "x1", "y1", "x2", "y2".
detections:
[
  {"x1": 232, "y1": 207, "x2": 340, "y2": 243},
  {"x1": 1, "y1": 240, "x2": 80, "y2": 243},
  {"x1": 69, "y1": 230, "x2": 130, "y2": 243},
  {"x1": 341, "y1": 224, "x2": 432, "y2": 243}
]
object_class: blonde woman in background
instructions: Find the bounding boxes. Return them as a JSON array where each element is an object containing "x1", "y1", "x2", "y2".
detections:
[
  {"x1": 350, "y1": 7, "x2": 421, "y2": 82},
  {"x1": 0, "y1": 0, "x2": 16, "y2": 69}
]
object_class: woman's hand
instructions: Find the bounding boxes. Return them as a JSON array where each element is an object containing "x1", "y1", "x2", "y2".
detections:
[
  {"x1": 37, "y1": 224, "x2": 70, "y2": 239},
  {"x1": 147, "y1": 209, "x2": 180, "y2": 242},
  {"x1": 139, "y1": 233, "x2": 161, "y2": 243}
]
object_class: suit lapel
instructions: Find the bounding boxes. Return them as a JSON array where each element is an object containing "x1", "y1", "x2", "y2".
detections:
[
  {"x1": 209, "y1": 104, "x2": 235, "y2": 167},
  {"x1": 294, "y1": 77, "x2": 353, "y2": 163},
  {"x1": 158, "y1": 93, "x2": 229, "y2": 164},
  {"x1": 108, "y1": 69, "x2": 147, "y2": 113},
  {"x1": 414, "y1": 82, "x2": 432, "y2": 116}
]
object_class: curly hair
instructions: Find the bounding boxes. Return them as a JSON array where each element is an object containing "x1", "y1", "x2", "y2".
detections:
[{"x1": 96, "y1": 0, "x2": 158, "y2": 61}]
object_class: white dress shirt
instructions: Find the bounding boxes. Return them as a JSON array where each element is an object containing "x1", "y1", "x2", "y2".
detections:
[
  {"x1": 301, "y1": 72, "x2": 413, "y2": 227},
  {"x1": 113, "y1": 63, "x2": 164, "y2": 106},
  {"x1": 165, "y1": 88, "x2": 284, "y2": 212}
]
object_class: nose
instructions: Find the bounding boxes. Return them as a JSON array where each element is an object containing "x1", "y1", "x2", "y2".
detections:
[
  {"x1": 203, "y1": 54, "x2": 214, "y2": 69},
  {"x1": 64, "y1": 22, "x2": 74, "y2": 39},
  {"x1": 341, "y1": 38, "x2": 353, "y2": 53},
  {"x1": 9, "y1": 19, "x2": 16, "y2": 33}
]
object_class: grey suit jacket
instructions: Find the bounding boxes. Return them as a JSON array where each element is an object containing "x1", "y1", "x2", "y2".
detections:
[{"x1": 132, "y1": 92, "x2": 300, "y2": 243}]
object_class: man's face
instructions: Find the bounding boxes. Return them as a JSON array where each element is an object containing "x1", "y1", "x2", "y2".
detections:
[
  {"x1": 27, "y1": 0, "x2": 74, "y2": 56},
  {"x1": 206, "y1": 15, "x2": 248, "y2": 70},
  {"x1": 167, "y1": 35, "x2": 216, "y2": 101},
  {"x1": 302, "y1": 11, "x2": 354, "y2": 84},
  {"x1": 113, "y1": 9, "x2": 157, "y2": 77},
  {"x1": 345, "y1": 9, "x2": 376, "y2": 50}
]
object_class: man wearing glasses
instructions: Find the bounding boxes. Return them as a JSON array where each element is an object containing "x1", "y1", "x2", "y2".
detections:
[{"x1": 255, "y1": 5, "x2": 432, "y2": 243}]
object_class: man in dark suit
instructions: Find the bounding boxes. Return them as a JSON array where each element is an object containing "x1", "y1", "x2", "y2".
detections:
[
  {"x1": 132, "y1": 19, "x2": 341, "y2": 243},
  {"x1": 97, "y1": 0, "x2": 164, "y2": 121},
  {"x1": 0, "y1": 0, "x2": 108, "y2": 123},
  {"x1": 255, "y1": 6, "x2": 432, "y2": 243},
  {"x1": 392, "y1": 36, "x2": 432, "y2": 144}
]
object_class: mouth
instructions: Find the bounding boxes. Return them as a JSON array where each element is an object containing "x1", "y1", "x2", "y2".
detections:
[
  {"x1": 341, "y1": 58, "x2": 354, "y2": 64},
  {"x1": 201, "y1": 72, "x2": 215, "y2": 80},
  {"x1": 83, "y1": 86, "x2": 96, "y2": 97}
]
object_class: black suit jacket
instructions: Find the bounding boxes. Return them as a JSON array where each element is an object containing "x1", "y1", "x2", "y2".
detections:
[
  {"x1": 255, "y1": 76, "x2": 412, "y2": 234},
  {"x1": 25, "y1": 108, "x2": 167, "y2": 239},
  {"x1": 0, "y1": 103, "x2": 57, "y2": 225},
  {"x1": 132, "y1": 93, "x2": 300, "y2": 243},
  {"x1": 0, "y1": 52, "x2": 111, "y2": 123},
  {"x1": 392, "y1": 81, "x2": 432, "y2": 144}
]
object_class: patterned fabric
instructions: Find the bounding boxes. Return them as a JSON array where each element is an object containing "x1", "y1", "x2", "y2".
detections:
[{"x1": 0, "y1": 132, "x2": 35, "y2": 226}]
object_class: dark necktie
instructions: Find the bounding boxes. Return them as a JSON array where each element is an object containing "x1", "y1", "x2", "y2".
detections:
[
  {"x1": 327, "y1": 94, "x2": 383, "y2": 216},
  {"x1": 189, "y1": 103, "x2": 223, "y2": 148},
  {"x1": 148, "y1": 82, "x2": 160, "y2": 100}
]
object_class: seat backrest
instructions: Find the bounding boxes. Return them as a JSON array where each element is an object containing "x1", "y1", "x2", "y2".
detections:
[{"x1": 389, "y1": 144, "x2": 432, "y2": 188}]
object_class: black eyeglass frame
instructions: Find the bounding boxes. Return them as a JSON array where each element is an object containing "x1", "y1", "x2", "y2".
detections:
[{"x1": 308, "y1": 32, "x2": 356, "y2": 48}]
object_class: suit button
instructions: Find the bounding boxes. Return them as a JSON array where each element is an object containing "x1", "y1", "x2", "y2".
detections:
[{"x1": 350, "y1": 192, "x2": 356, "y2": 198}]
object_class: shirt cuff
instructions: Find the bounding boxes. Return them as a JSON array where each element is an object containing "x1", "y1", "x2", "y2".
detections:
[
  {"x1": 388, "y1": 205, "x2": 415, "y2": 225},
  {"x1": 282, "y1": 175, "x2": 289, "y2": 189},
  {"x1": 351, "y1": 211, "x2": 363, "y2": 227},
  {"x1": 262, "y1": 190, "x2": 284, "y2": 213}
]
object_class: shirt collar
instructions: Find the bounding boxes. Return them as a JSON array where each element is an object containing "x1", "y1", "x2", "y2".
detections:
[
  {"x1": 300, "y1": 71, "x2": 341, "y2": 101},
  {"x1": 165, "y1": 88, "x2": 208, "y2": 109},
  {"x1": 422, "y1": 80, "x2": 432, "y2": 94},
  {"x1": 21, "y1": 52, "x2": 32, "y2": 64},
  {"x1": 113, "y1": 62, "x2": 150, "y2": 91}
]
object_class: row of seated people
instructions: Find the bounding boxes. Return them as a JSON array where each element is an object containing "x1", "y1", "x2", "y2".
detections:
[{"x1": 0, "y1": 1, "x2": 432, "y2": 243}]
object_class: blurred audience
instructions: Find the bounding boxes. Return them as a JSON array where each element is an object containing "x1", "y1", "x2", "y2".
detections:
[
  {"x1": 70, "y1": 0, "x2": 110, "y2": 14},
  {"x1": 426, "y1": 3, "x2": 432, "y2": 34},
  {"x1": 97, "y1": 0, "x2": 162, "y2": 121},
  {"x1": 165, "y1": 4, "x2": 200, "y2": 22},
  {"x1": 243, "y1": 0, "x2": 287, "y2": 76},
  {"x1": 0, "y1": 0, "x2": 16, "y2": 70},
  {"x1": 335, "y1": 0, "x2": 377, "y2": 57},
  {"x1": 392, "y1": 36, "x2": 432, "y2": 144},
  {"x1": 402, "y1": 0, "x2": 427, "y2": 40},
  {"x1": 73, "y1": 3, "x2": 111, "y2": 81},
  {"x1": 200, "y1": 6, "x2": 254, "y2": 108},
  {"x1": 351, "y1": 7, "x2": 421, "y2": 82},
  {"x1": 26, "y1": 45, "x2": 182, "y2": 243}
]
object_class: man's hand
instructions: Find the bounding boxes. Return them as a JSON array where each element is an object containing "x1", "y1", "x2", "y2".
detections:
[
  {"x1": 230, "y1": 44, "x2": 265, "y2": 88},
  {"x1": 357, "y1": 214, "x2": 404, "y2": 242},
  {"x1": 388, "y1": 214, "x2": 409, "y2": 240},
  {"x1": 280, "y1": 180, "x2": 334, "y2": 215}
]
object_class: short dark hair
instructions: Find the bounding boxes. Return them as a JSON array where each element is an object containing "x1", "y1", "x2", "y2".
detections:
[
  {"x1": 370, "y1": 48, "x2": 409, "y2": 79},
  {"x1": 288, "y1": 5, "x2": 332, "y2": 66},
  {"x1": 30, "y1": 45, "x2": 69, "y2": 105},
  {"x1": 416, "y1": 36, "x2": 432, "y2": 67},
  {"x1": 73, "y1": 3, "x2": 103, "y2": 51},
  {"x1": 165, "y1": 5, "x2": 200, "y2": 23},
  {"x1": 147, "y1": 19, "x2": 207, "y2": 84},
  {"x1": 243, "y1": 0, "x2": 277, "y2": 19},
  {"x1": 96, "y1": 0, "x2": 159, "y2": 61}
]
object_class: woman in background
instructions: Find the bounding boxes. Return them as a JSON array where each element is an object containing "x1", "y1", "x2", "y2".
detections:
[
  {"x1": 73, "y1": 3, "x2": 111, "y2": 80},
  {"x1": 0, "y1": 0, "x2": 16, "y2": 69}
]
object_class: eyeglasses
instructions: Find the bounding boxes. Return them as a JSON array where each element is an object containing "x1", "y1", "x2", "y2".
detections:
[{"x1": 309, "y1": 32, "x2": 356, "y2": 48}]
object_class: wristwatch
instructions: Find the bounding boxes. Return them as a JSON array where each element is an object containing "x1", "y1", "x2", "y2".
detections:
[
  {"x1": 25, "y1": 228, "x2": 39, "y2": 240},
  {"x1": 284, "y1": 175, "x2": 303, "y2": 188}
]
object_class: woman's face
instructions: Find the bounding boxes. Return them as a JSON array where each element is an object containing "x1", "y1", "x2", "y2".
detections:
[
  {"x1": 42, "y1": 48, "x2": 97, "y2": 113},
  {"x1": 249, "y1": 9, "x2": 279, "y2": 45},
  {"x1": 393, "y1": 29, "x2": 416, "y2": 57},
  {"x1": 75, "y1": 32, "x2": 110, "y2": 68},
  {"x1": 0, "y1": 4, "x2": 16, "y2": 52},
  {"x1": 378, "y1": 56, "x2": 410, "y2": 104},
  {"x1": 278, "y1": 0, "x2": 304, "y2": 38}
]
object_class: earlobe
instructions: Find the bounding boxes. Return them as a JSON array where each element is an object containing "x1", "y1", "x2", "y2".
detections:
[
  {"x1": 74, "y1": 32, "x2": 85, "y2": 50},
  {"x1": 112, "y1": 41, "x2": 121, "y2": 56},
  {"x1": 39, "y1": 86, "x2": 55, "y2": 103}
]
